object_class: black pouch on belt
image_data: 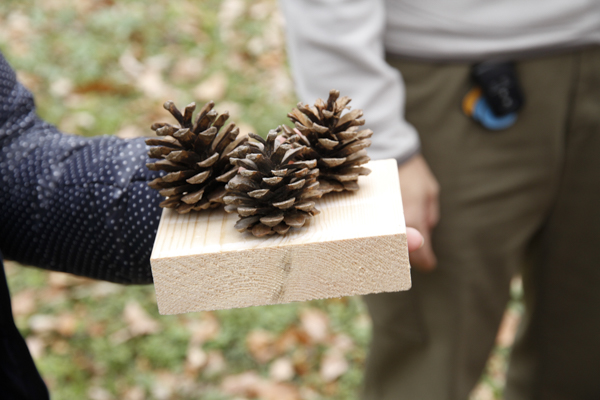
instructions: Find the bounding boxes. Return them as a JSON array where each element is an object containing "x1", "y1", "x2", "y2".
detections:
[{"x1": 471, "y1": 61, "x2": 524, "y2": 116}]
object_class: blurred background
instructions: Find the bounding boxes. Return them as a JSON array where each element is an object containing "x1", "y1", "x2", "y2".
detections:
[{"x1": 0, "y1": 0, "x2": 521, "y2": 399}]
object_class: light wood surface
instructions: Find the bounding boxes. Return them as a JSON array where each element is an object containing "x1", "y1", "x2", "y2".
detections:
[{"x1": 150, "y1": 159, "x2": 410, "y2": 314}]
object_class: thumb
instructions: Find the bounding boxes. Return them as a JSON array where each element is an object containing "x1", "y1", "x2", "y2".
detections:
[{"x1": 406, "y1": 227, "x2": 424, "y2": 252}]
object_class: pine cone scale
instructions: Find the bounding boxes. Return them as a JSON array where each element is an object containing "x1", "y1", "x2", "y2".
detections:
[
  {"x1": 145, "y1": 137, "x2": 182, "y2": 147},
  {"x1": 162, "y1": 170, "x2": 197, "y2": 183},
  {"x1": 272, "y1": 198, "x2": 296, "y2": 209},
  {"x1": 146, "y1": 160, "x2": 184, "y2": 172},
  {"x1": 260, "y1": 213, "x2": 285, "y2": 227},
  {"x1": 214, "y1": 168, "x2": 239, "y2": 182},
  {"x1": 181, "y1": 189, "x2": 205, "y2": 204},
  {"x1": 284, "y1": 212, "x2": 308, "y2": 228},
  {"x1": 234, "y1": 216, "x2": 261, "y2": 231},
  {"x1": 196, "y1": 153, "x2": 219, "y2": 168},
  {"x1": 186, "y1": 170, "x2": 211, "y2": 185},
  {"x1": 248, "y1": 189, "x2": 270, "y2": 199},
  {"x1": 287, "y1": 179, "x2": 306, "y2": 190}
]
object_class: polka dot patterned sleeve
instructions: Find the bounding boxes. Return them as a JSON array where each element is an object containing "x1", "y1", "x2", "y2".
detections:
[{"x1": 0, "y1": 52, "x2": 163, "y2": 284}]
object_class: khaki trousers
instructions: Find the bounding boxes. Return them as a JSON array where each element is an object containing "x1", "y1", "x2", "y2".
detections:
[{"x1": 362, "y1": 46, "x2": 600, "y2": 400}]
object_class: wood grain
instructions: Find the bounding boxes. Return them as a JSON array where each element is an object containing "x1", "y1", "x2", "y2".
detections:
[{"x1": 151, "y1": 159, "x2": 410, "y2": 314}]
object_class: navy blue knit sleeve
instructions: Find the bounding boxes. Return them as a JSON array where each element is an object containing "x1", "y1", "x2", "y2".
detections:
[{"x1": 0, "y1": 52, "x2": 163, "y2": 284}]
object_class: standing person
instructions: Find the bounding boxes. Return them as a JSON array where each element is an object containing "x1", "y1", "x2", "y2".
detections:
[
  {"x1": 280, "y1": 1, "x2": 600, "y2": 399},
  {"x1": 0, "y1": 51, "x2": 163, "y2": 399}
]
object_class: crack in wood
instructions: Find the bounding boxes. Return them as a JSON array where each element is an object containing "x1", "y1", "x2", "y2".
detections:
[{"x1": 271, "y1": 252, "x2": 292, "y2": 302}]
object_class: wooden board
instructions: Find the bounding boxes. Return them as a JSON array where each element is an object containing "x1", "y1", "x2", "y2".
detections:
[{"x1": 150, "y1": 159, "x2": 410, "y2": 314}]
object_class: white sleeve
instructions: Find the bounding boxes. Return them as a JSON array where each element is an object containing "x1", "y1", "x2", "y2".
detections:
[{"x1": 279, "y1": 0, "x2": 420, "y2": 163}]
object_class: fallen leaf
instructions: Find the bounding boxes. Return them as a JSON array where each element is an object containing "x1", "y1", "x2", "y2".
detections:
[
  {"x1": 4, "y1": 12, "x2": 30, "y2": 56},
  {"x1": 2, "y1": 260, "x2": 18, "y2": 276},
  {"x1": 247, "y1": 329, "x2": 277, "y2": 363},
  {"x1": 137, "y1": 70, "x2": 171, "y2": 99},
  {"x1": 247, "y1": 36, "x2": 266, "y2": 56},
  {"x1": 330, "y1": 333, "x2": 354, "y2": 353},
  {"x1": 187, "y1": 312, "x2": 220, "y2": 345},
  {"x1": 222, "y1": 371, "x2": 263, "y2": 397},
  {"x1": 60, "y1": 111, "x2": 96, "y2": 132},
  {"x1": 259, "y1": 382, "x2": 300, "y2": 400},
  {"x1": 36, "y1": 287, "x2": 68, "y2": 307},
  {"x1": 6, "y1": 11, "x2": 31, "y2": 38},
  {"x1": 73, "y1": 80, "x2": 130, "y2": 95},
  {"x1": 25, "y1": 336, "x2": 45, "y2": 360},
  {"x1": 11, "y1": 289, "x2": 36, "y2": 316},
  {"x1": 109, "y1": 328, "x2": 132, "y2": 345},
  {"x1": 275, "y1": 328, "x2": 299, "y2": 353},
  {"x1": 469, "y1": 382, "x2": 496, "y2": 400},
  {"x1": 74, "y1": 281, "x2": 124, "y2": 299},
  {"x1": 193, "y1": 72, "x2": 227, "y2": 102},
  {"x1": 218, "y1": 0, "x2": 246, "y2": 43},
  {"x1": 123, "y1": 301, "x2": 161, "y2": 337},
  {"x1": 152, "y1": 372, "x2": 177, "y2": 400},
  {"x1": 264, "y1": 11, "x2": 285, "y2": 49},
  {"x1": 300, "y1": 309, "x2": 329, "y2": 344},
  {"x1": 323, "y1": 381, "x2": 339, "y2": 397},
  {"x1": 218, "y1": 101, "x2": 242, "y2": 120},
  {"x1": 221, "y1": 371, "x2": 300, "y2": 400},
  {"x1": 299, "y1": 387, "x2": 321, "y2": 400},
  {"x1": 486, "y1": 351, "x2": 508, "y2": 384},
  {"x1": 319, "y1": 350, "x2": 348, "y2": 382},
  {"x1": 249, "y1": 1, "x2": 272, "y2": 20},
  {"x1": 170, "y1": 57, "x2": 204, "y2": 84},
  {"x1": 56, "y1": 313, "x2": 78, "y2": 336},
  {"x1": 186, "y1": 345, "x2": 208, "y2": 372},
  {"x1": 88, "y1": 387, "x2": 113, "y2": 400},
  {"x1": 28, "y1": 314, "x2": 58, "y2": 334},
  {"x1": 12, "y1": 71, "x2": 39, "y2": 93},
  {"x1": 119, "y1": 49, "x2": 144, "y2": 78},
  {"x1": 119, "y1": 50, "x2": 174, "y2": 99},
  {"x1": 353, "y1": 313, "x2": 372, "y2": 330},
  {"x1": 48, "y1": 271, "x2": 86, "y2": 288},
  {"x1": 496, "y1": 308, "x2": 521, "y2": 348},
  {"x1": 122, "y1": 386, "x2": 145, "y2": 400},
  {"x1": 50, "y1": 77, "x2": 73, "y2": 97},
  {"x1": 267, "y1": 68, "x2": 293, "y2": 101},
  {"x1": 87, "y1": 322, "x2": 106, "y2": 338},
  {"x1": 291, "y1": 347, "x2": 310, "y2": 376},
  {"x1": 51, "y1": 339, "x2": 69, "y2": 355},
  {"x1": 204, "y1": 350, "x2": 226, "y2": 376},
  {"x1": 269, "y1": 357, "x2": 295, "y2": 382},
  {"x1": 115, "y1": 125, "x2": 146, "y2": 139},
  {"x1": 135, "y1": 357, "x2": 151, "y2": 372},
  {"x1": 226, "y1": 51, "x2": 246, "y2": 72}
]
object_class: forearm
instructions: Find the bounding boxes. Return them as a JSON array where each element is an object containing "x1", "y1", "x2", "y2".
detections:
[
  {"x1": 0, "y1": 52, "x2": 162, "y2": 284},
  {"x1": 279, "y1": 0, "x2": 420, "y2": 163}
]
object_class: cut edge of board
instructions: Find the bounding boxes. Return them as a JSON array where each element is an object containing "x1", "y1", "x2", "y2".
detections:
[{"x1": 152, "y1": 232, "x2": 410, "y2": 315}]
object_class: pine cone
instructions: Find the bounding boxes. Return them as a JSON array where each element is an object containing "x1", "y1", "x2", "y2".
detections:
[
  {"x1": 146, "y1": 101, "x2": 248, "y2": 213},
  {"x1": 284, "y1": 89, "x2": 373, "y2": 194},
  {"x1": 224, "y1": 128, "x2": 322, "y2": 237}
]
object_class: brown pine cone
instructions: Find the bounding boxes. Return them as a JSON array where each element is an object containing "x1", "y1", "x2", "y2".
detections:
[
  {"x1": 284, "y1": 89, "x2": 372, "y2": 194},
  {"x1": 224, "y1": 128, "x2": 322, "y2": 237},
  {"x1": 146, "y1": 101, "x2": 248, "y2": 213}
]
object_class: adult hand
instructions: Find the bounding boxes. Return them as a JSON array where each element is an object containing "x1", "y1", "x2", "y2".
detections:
[{"x1": 398, "y1": 154, "x2": 440, "y2": 271}]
